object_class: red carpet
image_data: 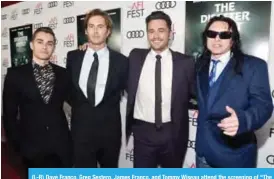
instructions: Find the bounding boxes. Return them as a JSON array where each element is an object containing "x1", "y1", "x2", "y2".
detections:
[{"x1": 1, "y1": 142, "x2": 25, "y2": 179}]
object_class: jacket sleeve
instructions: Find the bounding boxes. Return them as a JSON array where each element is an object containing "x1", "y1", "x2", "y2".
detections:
[
  {"x1": 235, "y1": 60, "x2": 273, "y2": 135},
  {"x1": 2, "y1": 68, "x2": 20, "y2": 150},
  {"x1": 65, "y1": 51, "x2": 74, "y2": 106},
  {"x1": 187, "y1": 56, "x2": 198, "y2": 110}
]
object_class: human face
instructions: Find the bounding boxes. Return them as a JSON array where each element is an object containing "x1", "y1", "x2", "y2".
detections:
[
  {"x1": 147, "y1": 19, "x2": 170, "y2": 54},
  {"x1": 85, "y1": 15, "x2": 110, "y2": 49},
  {"x1": 30, "y1": 31, "x2": 55, "y2": 61},
  {"x1": 206, "y1": 21, "x2": 233, "y2": 58}
]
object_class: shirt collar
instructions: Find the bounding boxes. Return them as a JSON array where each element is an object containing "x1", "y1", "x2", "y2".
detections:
[
  {"x1": 211, "y1": 50, "x2": 231, "y2": 65},
  {"x1": 150, "y1": 48, "x2": 170, "y2": 59},
  {"x1": 87, "y1": 45, "x2": 108, "y2": 59},
  {"x1": 32, "y1": 60, "x2": 51, "y2": 68}
]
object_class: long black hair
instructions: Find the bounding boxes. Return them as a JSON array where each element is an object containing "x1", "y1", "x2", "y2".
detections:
[{"x1": 196, "y1": 15, "x2": 244, "y2": 74}]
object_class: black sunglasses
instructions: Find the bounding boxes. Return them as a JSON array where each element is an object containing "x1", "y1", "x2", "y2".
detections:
[{"x1": 206, "y1": 30, "x2": 232, "y2": 39}]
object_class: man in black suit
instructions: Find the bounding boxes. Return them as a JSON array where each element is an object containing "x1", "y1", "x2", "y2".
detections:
[
  {"x1": 126, "y1": 11, "x2": 195, "y2": 168},
  {"x1": 3, "y1": 27, "x2": 73, "y2": 170},
  {"x1": 66, "y1": 9, "x2": 128, "y2": 168}
]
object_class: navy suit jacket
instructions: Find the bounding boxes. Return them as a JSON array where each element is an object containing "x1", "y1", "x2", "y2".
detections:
[
  {"x1": 126, "y1": 48, "x2": 195, "y2": 157},
  {"x1": 195, "y1": 54, "x2": 273, "y2": 167}
]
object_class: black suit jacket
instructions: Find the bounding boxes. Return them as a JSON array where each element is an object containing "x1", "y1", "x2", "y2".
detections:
[
  {"x1": 126, "y1": 48, "x2": 195, "y2": 155},
  {"x1": 2, "y1": 62, "x2": 72, "y2": 166},
  {"x1": 66, "y1": 48, "x2": 128, "y2": 142}
]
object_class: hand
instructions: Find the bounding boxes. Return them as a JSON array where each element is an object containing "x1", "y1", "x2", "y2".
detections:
[
  {"x1": 217, "y1": 106, "x2": 239, "y2": 137},
  {"x1": 78, "y1": 42, "x2": 88, "y2": 51}
]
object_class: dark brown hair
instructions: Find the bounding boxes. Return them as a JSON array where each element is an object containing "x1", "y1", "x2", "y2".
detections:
[{"x1": 31, "y1": 27, "x2": 56, "y2": 44}]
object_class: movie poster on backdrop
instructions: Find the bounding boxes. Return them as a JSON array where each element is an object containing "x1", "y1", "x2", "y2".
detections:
[
  {"x1": 9, "y1": 24, "x2": 33, "y2": 67},
  {"x1": 185, "y1": 1, "x2": 271, "y2": 61},
  {"x1": 77, "y1": 8, "x2": 121, "y2": 52}
]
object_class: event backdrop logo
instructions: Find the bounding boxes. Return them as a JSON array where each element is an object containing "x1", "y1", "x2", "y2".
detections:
[
  {"x1": 2, "y1": 14, "x2": 7, "y2": 20},
  {"x1": 270, "y1": 128, "x2": 274, "y2": 138},
  {"x1": 63, "y1": 1, "x2": 74, "y2": 8},
  {"x1": 125, "y1": 148, "x2": 134, "y2": 162},
  {"x1": 9, "y1": 24, "x2": 33, "y2": 67},
  {"x1": 169, "y1": 23, "x2": 176, "y2": 44},
  {"x1": 63, "y1": 33, "x2": 74, "y2": 48},
  {"x1": 266, "y1": 155, "x2": 274, "y2": 165},
  {"x1": 33, "y1": 23, "x2": 43, "y2": 30},
  {"x1": 2, "y1": 28, "x2": 8, "y2": 38},
  {"x1": 22, "y1": 8, "x2": 30, "y2": 15},
  {"x1": 189, "y1": 110, "x2": 198, "y2": 127},
  {"x1": 77, "y1": 8, "x2": 121, "y2": 52},
  {"x1": 63, "y1": 57, "x2": 67, "y2": 65},
  {"x1": 125, "y1": 134, "x2": 134, "y2": 162},
  {"x1": 63, "y1": 16, "x2": 75, "y2": 24},
  {"x1": 10, "y1": 9, "x2": 18, "y2": 20},
  {"x1": 155, "y1": 1, "x2": 177, "y2": 10},
  {"x1": 2, "y1": 45, "x2": 8, "y2": 50},
  {"x1": 48, "y1": 17, "x2": 58, "y2": 30},
  {"x1": 2, "y1": 58, "x2": 9, "y2": 68},
  {"x1": 34, "y1": 2, "x2": 43, "y2": 15},
  {"x1": 126, "y1": 30, "x2": 145, "y2": 39},
  {"x1": 187, "y1": 139, "x2": 196, "y2": 149},
  {"x1": 127, "y1": 1, "x2": 144, "y2": 18},
  {"x1": 185, "y1": 1, "x2": 271, "y2": 61},
  {"x1": 48, "y1": 1, "x2": 58, "y2": 8},
  {"x1": 186, "y1": 163, "x2": 196, "y2": 168}
]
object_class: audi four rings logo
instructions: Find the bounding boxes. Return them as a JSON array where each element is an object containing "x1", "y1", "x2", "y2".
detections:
[
  {"x1": 22, "y1": 8, "x2": 30, "y2": 15},
  {"x1": 155, "y1": 1, "x2": 177, "y2": 10},
  {"x1": 2, "y1": 14, "x2": 7, "y2": 20},
  {"x1": 187, "y1": 140, "x2": 195, "y2": 149},
  {"x1": 266, "y1": 155, "x2": 274, "y2": 165},
  {"x1": 63, "y1": 17, "x2": 75, "y2": 24},
  {"x1": 126, "y1": 30, "x2": 144, "y2": 39},
  {"x1": 48, "y1": 1, "x2": 58, "y2": 8},
  {"x1": 270, "y1": 128, "x2": 274, "y2": 138}
]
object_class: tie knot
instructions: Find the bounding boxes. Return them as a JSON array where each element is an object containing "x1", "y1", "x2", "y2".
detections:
[
  {"x1": 93, "y1": 52, "x2": 98, "y2": 59},
  {"x1": 211, "y1": 59, "x2": 220, "y2": 66},
  {"x1": 156, "y1": 55, "x2": 162, "y2": 61}
]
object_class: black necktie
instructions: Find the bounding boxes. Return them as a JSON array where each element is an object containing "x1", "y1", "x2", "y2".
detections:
[
  {"x1": 87, "y1": 52, "x2": 99, "y2": 106},
  {"x1": 155, "y1": 55, "x2": 162, "y2": 129}
]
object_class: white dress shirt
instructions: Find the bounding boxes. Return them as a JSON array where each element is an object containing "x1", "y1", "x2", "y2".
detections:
[
  {"x1": 79, "y1": 46, "x2": 109, "y2": 106},
  {"x1": 134, "y1": 48, "x2": 173, "y2": 123},
  {"x1": 210, "y1": 50, "x2": 231, "y2": 81}
]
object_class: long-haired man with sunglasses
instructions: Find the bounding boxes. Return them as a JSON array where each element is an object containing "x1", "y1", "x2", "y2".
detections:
[{"x1": 195, "y1": 15, "x2": 273, "y2": 168}]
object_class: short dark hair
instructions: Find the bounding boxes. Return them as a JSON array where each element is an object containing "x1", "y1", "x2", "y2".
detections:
[
  {"x1": 145, "y1": 11, "x2": 172, "y2": 31},
  {"x1": 84, "y1": 9, "x2": 112, "y2": 32},
  {"x1": 31, "y1": 27, "x2": 56, "y2": 44}
]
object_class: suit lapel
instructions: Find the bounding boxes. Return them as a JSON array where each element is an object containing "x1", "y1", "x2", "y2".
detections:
[
  {"x1": 170, "y1": 50, "x2": 181, "y2": 108},
  {"x1": 25, "y1": 63, "x2": 44, "y2": 103},
  {"x1": 49, "y1": 63, "x2": 61, "y2": 104},
  {"x1": 101, "y1": 48, "x2": 115, "y2": 102},
  {"x1": 73, "y1": 50, "x2": 86, "y2": 89},
  {"x1": 198, "y1": 61, "x2": 210, "y2": 106}
]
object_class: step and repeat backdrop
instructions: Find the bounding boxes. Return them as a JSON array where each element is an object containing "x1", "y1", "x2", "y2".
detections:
[{"x1": 1, "y1": 1, "x2": 274, "y2": 168}]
